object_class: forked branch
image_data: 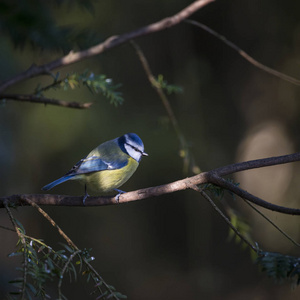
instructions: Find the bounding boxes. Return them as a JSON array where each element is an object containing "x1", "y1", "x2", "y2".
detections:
[{"x1": 1, "y1": 153, "x2": 300, "y2": 215}]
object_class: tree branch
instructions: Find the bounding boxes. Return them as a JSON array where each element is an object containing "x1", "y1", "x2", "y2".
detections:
[
  {"x1": 208, "y1": 174, "x2": 300, "y2": 215},
  {"x1": 0, "y1": 0, "x2": 214, "y2": 93},
  {"x1": 212, "y1": 152, "x2": 300, "y2": 176},
  {"x1": 131, "y1": 41, "x2": 195, "y2": 174},
  {"x1": 0, "y1": 94, "x2": 93, "y2": 109},
  {"x1": 1, "y1": 153, "x2": 300, "y2": 215}
]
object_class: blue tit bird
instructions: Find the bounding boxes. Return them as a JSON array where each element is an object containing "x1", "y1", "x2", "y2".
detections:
[{"x1": 42, "y1": 133, "x2": 148, "y2": 204}]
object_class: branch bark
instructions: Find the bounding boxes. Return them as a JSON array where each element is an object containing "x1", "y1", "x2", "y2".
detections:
[
  {"x1": 0, "y1": 94, "x2": 93, "y2": 109},
  {"x1": 1, "y1": 153, "x2": 300, "y2": 215},
  {"x1": 0, "y1": 0, "x2": 214, "y2": 94}
]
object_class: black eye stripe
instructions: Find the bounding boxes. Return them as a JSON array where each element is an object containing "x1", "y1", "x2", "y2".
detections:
[{"x1": 125, "y1": 142, "x2": 142, "y2": 153}]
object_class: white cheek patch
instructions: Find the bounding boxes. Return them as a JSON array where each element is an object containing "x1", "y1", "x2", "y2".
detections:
[{"x1": 125, "y1": 143, "x2": 142, "y2": 162}]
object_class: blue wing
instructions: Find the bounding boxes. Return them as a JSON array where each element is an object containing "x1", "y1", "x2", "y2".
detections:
[
  {"x1": 66, "y1": 155, "x2": 128, "y2": 175},
  {"x1": 42, "y1": 139, "x2": 130, "y2": 191},
  {"x1": 42, "y1": 156, "x2": 128, "y2": 191}
]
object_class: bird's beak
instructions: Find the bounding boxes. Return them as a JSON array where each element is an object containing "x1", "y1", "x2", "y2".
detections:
[{"x1": 142, "y1": 151, "x2": 148, "y2": 156}]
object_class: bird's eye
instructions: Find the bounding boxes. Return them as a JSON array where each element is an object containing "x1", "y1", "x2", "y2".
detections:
[{"x1": 126, "y1": 143, "x2": 142, "y2": 153}]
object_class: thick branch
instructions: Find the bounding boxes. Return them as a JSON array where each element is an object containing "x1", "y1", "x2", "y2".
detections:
[
  {"x1": 1, "y1": 153, "x2": 300, "y2": 215},
  {"x1": 212, "y1": 152, "x2": 300, "y2": 176},
  {"x1": 208, "y1": 174, "x2": 300, "y2": 215},
  {"x1": 0, "y1": 0, "x2": 214, "y2": 93}
]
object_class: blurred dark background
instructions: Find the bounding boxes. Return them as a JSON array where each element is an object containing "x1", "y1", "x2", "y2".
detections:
[{"x1": 0, "y1": 0, "x2": 300, "y2": 299}]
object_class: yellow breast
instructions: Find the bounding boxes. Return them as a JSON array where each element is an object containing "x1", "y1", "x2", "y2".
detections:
[{"x1": 78, "y1": 157, "x2": 139, "y2": 193}]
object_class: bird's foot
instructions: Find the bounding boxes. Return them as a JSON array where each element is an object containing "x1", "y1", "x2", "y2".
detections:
[
  {"x1": 114, "y1": 189, "x2": 125, "y2": 203},
  {"x1": 83, "y1": 185, "x2": 89, "y2": 205}
]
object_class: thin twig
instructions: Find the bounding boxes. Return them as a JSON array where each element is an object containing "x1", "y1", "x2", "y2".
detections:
[
  {"x1": 0, "y1": 224, "x2": 15, "y2": 232},
  {"x1": 131, "y1": 40, "x2": 193, "y2": 174},
  {"x1": 0, "y1": 94, "x2": 92, "y2": 109},
  {"x1": 190, "y1": 186, "x2": 257, "y2": 252},
  {"x1": 4, "y1": 201, "x2": 27, "y2": 300},
  {"x1": 23, "y1": 197, "x2": 78, "y2": 250},
  {"x1": 0, "y1": 0, "x2": 214, "y2": 93},
  {"x1": 58, "y1": 249, "x2": 81, "y2": 300},
  {"x1": 22, "y1": 197, "x2": 120, "y2": 299},
  {"x1": 243, "y1": 199, "x2": 300, "y2": 247},
  {"x1": 85, "y1": 260, "x2": 118, "y2": 299},
  {"x1": 36, "y1": 78, "x2": 64, "y2": 94},
  {"x1": 186, "y1": 20, "x2": 300, "y2": 86}
]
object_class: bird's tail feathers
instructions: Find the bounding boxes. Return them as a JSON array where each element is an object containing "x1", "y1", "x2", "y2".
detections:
[{"x1": 42, "y1": 175, "x2": 75, "y2": 191}]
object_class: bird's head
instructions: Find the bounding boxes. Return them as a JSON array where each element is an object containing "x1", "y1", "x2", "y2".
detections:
[{"x1": 118, "y1": 133, "x2": 148, "y2": 162}]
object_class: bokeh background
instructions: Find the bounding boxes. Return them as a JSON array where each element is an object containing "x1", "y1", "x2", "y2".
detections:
[{"x1": 1, "y1": 0, "x2": 300, "y2": 299}]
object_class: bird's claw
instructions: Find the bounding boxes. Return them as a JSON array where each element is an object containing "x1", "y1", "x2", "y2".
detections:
[
  {"x1": 83, "y1": 185, "x2": 89, "y2": 205},
  {"x1": 114, "y1": 189, "x2": 125, "y2": 203}
]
